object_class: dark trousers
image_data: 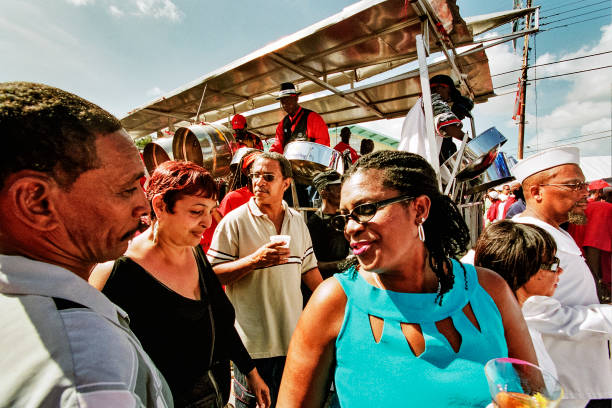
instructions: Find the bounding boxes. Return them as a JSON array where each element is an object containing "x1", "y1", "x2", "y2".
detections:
[{"x1": 233, "y1": 356, "x2": 286, "y2": 408}]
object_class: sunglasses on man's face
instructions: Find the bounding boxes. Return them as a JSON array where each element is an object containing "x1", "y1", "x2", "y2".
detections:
[
  {"x1": 539, "y1": 181, "x2": 588, "y2": 192},
  {"x1": 249, "y1": 173, "x2": 276, "y2": 182}
]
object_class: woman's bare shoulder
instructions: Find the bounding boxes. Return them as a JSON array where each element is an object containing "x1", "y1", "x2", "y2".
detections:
[
  {"x1": 301, "y1": 276, "x2": 348, "y2": 338},
  {"x1": 475, "y1": 266, "x2": 514, "y2": 304},
  {"x1": 307, "y1": 276, "x2": 348, "y2": 312},
  {"x1": 89, "y1": 260, "x2": 115, "y2": 290}
]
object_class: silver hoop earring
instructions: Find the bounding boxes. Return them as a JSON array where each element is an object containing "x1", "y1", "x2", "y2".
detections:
[
  {"x1": 153, "y1": 221, "x2": 159, "y2": 243},
  {"x1": 418, "y1": 217, "x2": 426, "y2": 242}
]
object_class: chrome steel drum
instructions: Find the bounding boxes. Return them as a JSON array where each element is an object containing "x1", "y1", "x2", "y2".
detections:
[
  {"x1": 142, "y1": 137, "x2": 174, "y2": 175},
  {"x1": 172, "y1": 123, "x2": 236, "y2": 178},
  {"x1": 230, "y1": 147, "x2": 262, "y2": 170},
  {"x1": 283, "y1": 141, "x2": 345, "y2": 184},
  {"x1": 465, "y1": 152, "x2": 517, "y2": 194},
  {"x1": 441, "y1": 127, "x2": 507, "y2": 185}
]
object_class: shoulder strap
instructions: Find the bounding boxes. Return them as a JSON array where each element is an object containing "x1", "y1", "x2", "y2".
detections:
[{"x1": 192, "y1": 246, "x2": 216, "y2": 368}]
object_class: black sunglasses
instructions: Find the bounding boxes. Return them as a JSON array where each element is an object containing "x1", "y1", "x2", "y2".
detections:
[
  {"x1": 249, "y1": 173, "x2": 276, "y2": 182},
  {"x1": 331, "y1": 195, "x2": 414, "y2": 231}
]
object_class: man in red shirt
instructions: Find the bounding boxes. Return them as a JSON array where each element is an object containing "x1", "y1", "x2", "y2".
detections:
[
  {"x1": 269, "y1": 82, "x2": 329, "y2": 153},
  {"x1": 333, "y1": 127, "x2": 359, "y2": 163},
  {"x1": 568, "y1": 180, "x2": 612, "y2": 302},
  {"x1": 232, "y1": 114, "x2": 263, "y2": 150}
]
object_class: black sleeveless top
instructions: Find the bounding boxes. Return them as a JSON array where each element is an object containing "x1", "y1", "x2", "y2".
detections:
[{"x1": 103, "y1": 246, "x2": 254, "y2": 407}]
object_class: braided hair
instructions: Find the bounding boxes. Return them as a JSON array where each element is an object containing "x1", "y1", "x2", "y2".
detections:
[{"x1": 343, "y1": 150, "x2": 471, "y2": 303}]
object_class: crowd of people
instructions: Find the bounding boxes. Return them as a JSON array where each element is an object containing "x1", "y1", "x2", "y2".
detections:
[{"x1": 0, "y1": 79, "x2": 610, "y2": 408}]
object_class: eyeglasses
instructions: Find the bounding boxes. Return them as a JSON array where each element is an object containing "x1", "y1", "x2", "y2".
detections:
[
  {"x1": 540, "y1": 181, "x2": 588, "y2": 191},
  {"x1": 331, "y1": 195, "x2": 414, "y2": 231},
  {"x1": 249, "y1": 173, "x2": 276, "y2": 182},
  {"x1": 540, "y1": 256, "x2": 560, "y2": 272}
]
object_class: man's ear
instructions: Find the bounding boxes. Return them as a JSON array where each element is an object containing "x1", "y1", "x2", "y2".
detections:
[
  {"x1": 6, "y1": 173, "x2": 59, "y2": 231},
  {"x1": 528, "y1": 184, "x2": 543, "y2": 202},
  {"x1": 282, "y1": 177, "x2": 292, "y2": 194}
]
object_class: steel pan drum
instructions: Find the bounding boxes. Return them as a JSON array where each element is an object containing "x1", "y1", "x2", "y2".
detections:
[
  {"x1": 465, "y1": 152, "x2": 517, "y2": 194},
  {"x1": 441, "y1": 127, "x2": 507, "y2": 185},
  {"x1": 142, "y1": 137, "x2": 174, "y2": 175},
  {"x1": 230, "y1": 147, "x2": 262, "y2": 170},
  {"x1": 283, "y1": 141, "x2": 345, "y2": 184},
  {"x1": 172, "y1": 123, "x2": 236, "y2": 178}
]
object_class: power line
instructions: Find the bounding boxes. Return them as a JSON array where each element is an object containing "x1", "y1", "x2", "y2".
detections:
[
  {"x1": 541, "y1": 0, "x2": 603, "y2": 12},
  {"x1": 493, "y1": 65, "x2": 612, "y2": 89},
  {"x1": 529, "y1": 130, "x2": 611, "y2": 145},
  {"x1": 491, "y1": 50, "x2": 612, "y2": 77},
  {"x1": 524, "y1": 135, "x2": 611, "y2": 153},
  {"x1": 541, "y1": 6, "x2": 611, "y2": 25},
  {"x1": 542, "y1": 13, "x2": 611, "y2": 31},
  {"x1": 540, "y1": 0, "x2": 609, "y2": 18}
]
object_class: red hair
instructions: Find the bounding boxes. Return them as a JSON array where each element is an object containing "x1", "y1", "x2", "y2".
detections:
[{"x1": 146, "y1": 160, "x2": 217, "y2": 219}]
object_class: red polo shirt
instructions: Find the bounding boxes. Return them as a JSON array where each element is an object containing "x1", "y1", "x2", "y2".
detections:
[
  {"x1": 270, "y1": 107, "x2": 329, "y2": 153},
  {"x1": 333, "y1": 141, "x2": 359, "y2": 163}
]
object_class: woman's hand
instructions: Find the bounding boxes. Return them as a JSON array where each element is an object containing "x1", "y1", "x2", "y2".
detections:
[{"x1": 246, "y1": 368, "x2": 271, "y2": 408}]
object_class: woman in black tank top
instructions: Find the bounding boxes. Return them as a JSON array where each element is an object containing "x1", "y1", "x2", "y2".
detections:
[{"x1": 90, "y1": 161, "x2": 270, "y2": 408}]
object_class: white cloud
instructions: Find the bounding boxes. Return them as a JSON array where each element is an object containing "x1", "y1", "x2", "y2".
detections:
[
  {"x1": 146, "y1": 86, "x2": 164, "y2": 97},
  {"x1": 65, "y1": 0, "x2": 183, "y2": 22},
  {"x1": 134, "y1": 0, "x2": 183, "y2": 22},
  {"x1": 65, "y1": 0, "x2": 95, "y2": 5},
  {"x1": 535, "y1": 24, "x2": 612, "y2": 103},
  {"x1": 109, "y1": 5, "x2": 124, "y2": 17},
  {"x1": 520, "y1": 24, "x2": 612, "y2": 156}
]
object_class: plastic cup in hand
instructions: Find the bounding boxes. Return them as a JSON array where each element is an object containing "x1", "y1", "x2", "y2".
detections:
[
  {"x1": 484, "y1": 358, "x2": 563, "y2": 408},
  {"x1": 270, "y1": 235, "x2": 291, "y2": 248}
]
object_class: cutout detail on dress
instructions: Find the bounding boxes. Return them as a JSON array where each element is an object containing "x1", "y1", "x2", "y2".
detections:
[
  {"x1": 368, "y1": 314, "x2": 384, "y2": 344},
  {"x1": 435, "y1": 317, "x2": 462, "y2": 353},
  {"x1": 462, "y1": 302, "x2": 481, "y2": 332},
  {"x1": 400, "y1": 322, "x2": 425, "y2": 356}
]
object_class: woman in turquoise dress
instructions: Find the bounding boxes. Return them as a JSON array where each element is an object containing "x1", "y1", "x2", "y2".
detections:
[{"x1": 277, "y1": 151, "x2": 538, "y2": 407}]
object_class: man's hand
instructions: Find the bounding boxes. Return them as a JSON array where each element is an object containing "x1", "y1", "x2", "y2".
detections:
[
  {"x1": 249, "y1": 241, "x2": 290, "y2": 269},
  {"x1": 213, "y1": 241, "x2": 290, "y2": 285}
]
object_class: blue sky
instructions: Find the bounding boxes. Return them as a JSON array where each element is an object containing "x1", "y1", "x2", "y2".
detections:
[{"x1": 1, "y1": 0, "x2": 610, "y2": 159}]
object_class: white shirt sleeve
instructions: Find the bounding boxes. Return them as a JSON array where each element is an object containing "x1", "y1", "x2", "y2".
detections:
[{"x1": 522, "y1": 295, "x2": 612, "y2": 339}]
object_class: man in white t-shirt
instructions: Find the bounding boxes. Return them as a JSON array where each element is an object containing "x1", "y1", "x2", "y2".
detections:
[
  {"x1": 208, "y1": 152, "x2": 323, "y2": 407},
  {"x1": 512, "y1": 147, "x2": 610, "y2": 407}
]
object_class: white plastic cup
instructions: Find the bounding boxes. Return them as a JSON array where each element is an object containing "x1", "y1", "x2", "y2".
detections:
[{"x1": 270, "y1": 235, "x2": 291, "y2": 248}]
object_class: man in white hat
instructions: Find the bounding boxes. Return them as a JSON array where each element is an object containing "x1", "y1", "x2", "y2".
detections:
[
  {"x1": 511, "y1": 146, "x2": 610, "y2": 406},
  {"x1": 269, "y1": 82, "x2": 329, "y2": 154},
  {"x1": 511, "y1": 146, "x2": 596, "y2": 305}
]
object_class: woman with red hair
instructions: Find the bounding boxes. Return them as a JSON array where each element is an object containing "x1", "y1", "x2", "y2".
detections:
[{"x1": 90, "y1": 160, "x2": 270, "y2": 408}]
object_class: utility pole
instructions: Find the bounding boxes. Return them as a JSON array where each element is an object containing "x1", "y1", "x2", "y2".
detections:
[{"x1": 517, "y1": 0, "x2": 533, "y2": 159}]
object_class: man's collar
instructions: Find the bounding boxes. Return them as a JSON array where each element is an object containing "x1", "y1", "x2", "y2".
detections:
[
  {"x1": 247, "y1": 196, "x2": 288, "y2": 217},
  {"x1": 0, "y1": 254, "x2": 126, "y2": 324},
  {"x1": 288, "y1": 106, "x2": 302, "y2": 119}
]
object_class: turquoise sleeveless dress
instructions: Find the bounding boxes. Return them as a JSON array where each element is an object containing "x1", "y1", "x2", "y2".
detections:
[{"x1": 333, "y1": 260, "x2": 508, "y2": 407}]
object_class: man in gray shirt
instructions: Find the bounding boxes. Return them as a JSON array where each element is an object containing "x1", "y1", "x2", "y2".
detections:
[{"x1": 0, "y1": 82, "x2": 173, "y2": 407}]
